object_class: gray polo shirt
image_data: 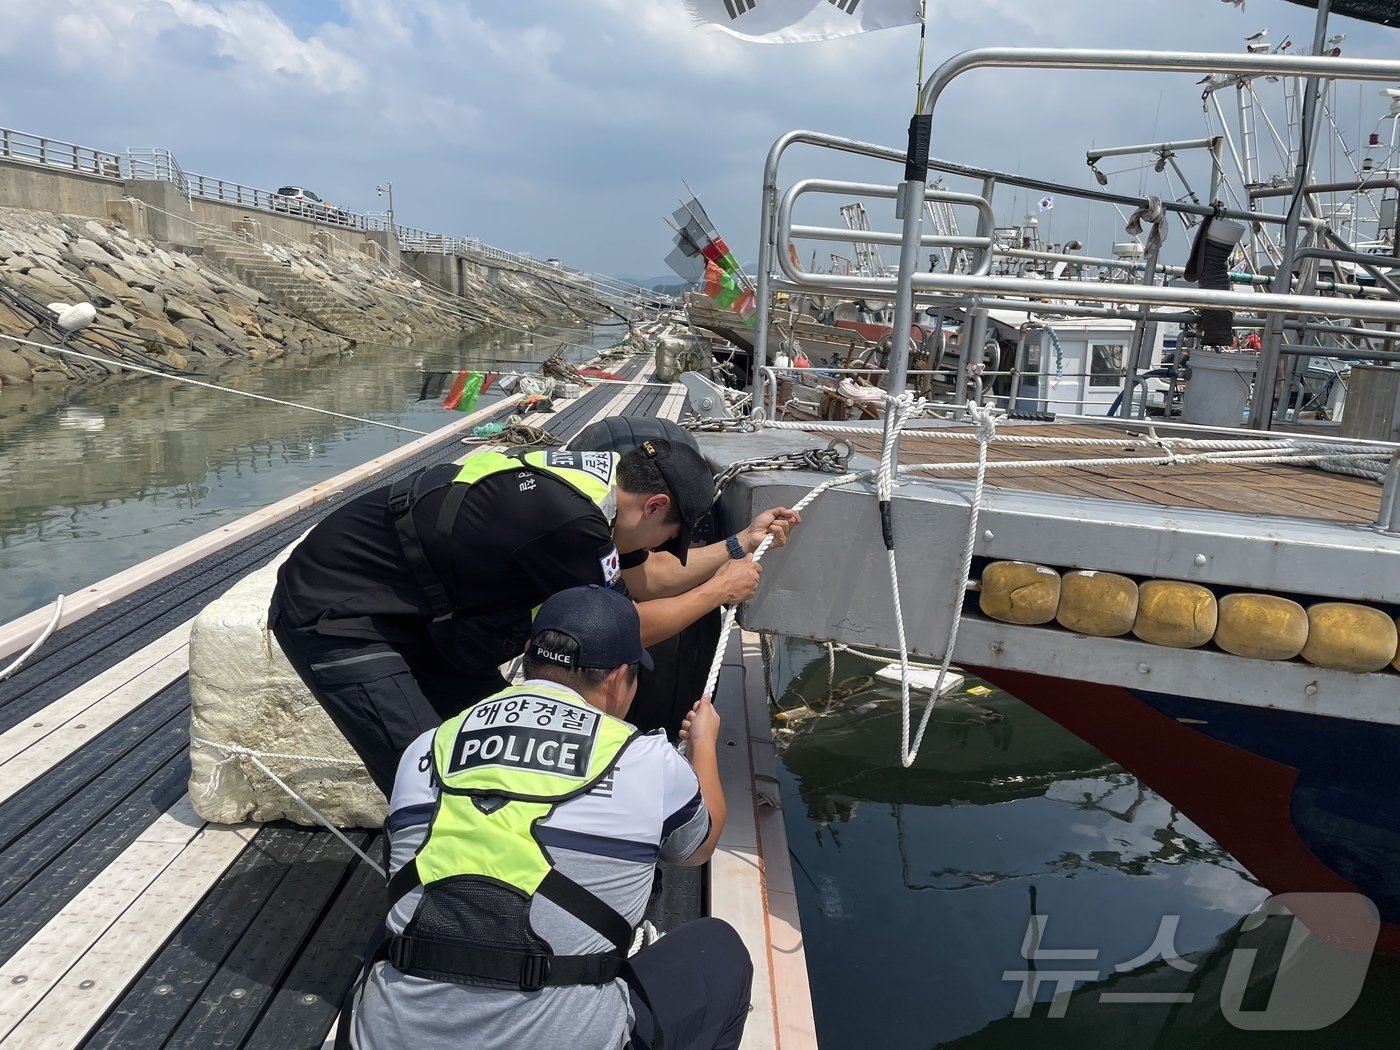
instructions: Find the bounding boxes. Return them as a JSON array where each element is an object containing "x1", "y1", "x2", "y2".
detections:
[{"x1": 351, "y1": 681, "x2": 710, "y2": 1050}]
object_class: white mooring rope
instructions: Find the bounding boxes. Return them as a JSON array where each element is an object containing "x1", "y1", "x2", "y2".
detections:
[
  {"x1": 191, "y1": 734, "x2": 386, "y2": 879},
  {"x1": 0, "y1": 594, "x2": 65, "y2": 682}
]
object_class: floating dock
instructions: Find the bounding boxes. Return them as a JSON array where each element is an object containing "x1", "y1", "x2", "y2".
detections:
[{"x1": 0, "y1": 358, "x2": 815, "y2": 1049}]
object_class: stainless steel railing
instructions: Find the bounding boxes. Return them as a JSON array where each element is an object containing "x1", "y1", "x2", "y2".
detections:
[{"x1": 0, "y1": 126, "x2": 122, "y2": 179}]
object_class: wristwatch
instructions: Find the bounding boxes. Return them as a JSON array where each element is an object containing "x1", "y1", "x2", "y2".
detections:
[{"x1": 726, "y1": 534, "x2": 746, "y2": 559}]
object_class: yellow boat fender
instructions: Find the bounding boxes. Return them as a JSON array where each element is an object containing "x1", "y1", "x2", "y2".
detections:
[
  {"x1": 1394, "y1": 616, "x2": 1400, "y2": 673},
  {"x1": 1132, "y1": 580, "x2": 1218, "y2": 648},
  {"x1": 1213, "y1": 593, "x2": 1309, "y2": 661},
  {"x1": 1056, "y1": 570, "x2": 1138, "y2": 637},
  {"x1": 978, "y1": 561, "x2": 1061, "y2": 625},
  {"x1": 1299, "y1": 603, "x2": 1399, "y2": 673}
]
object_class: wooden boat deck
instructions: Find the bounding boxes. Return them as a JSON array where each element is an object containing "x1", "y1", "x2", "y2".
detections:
[
  {"x1": 844, "y1": 420, "x2": 1384, "y2": 527},
  {"x1": 0, "y1": 358, "x2": 815, "y2": 1049}
]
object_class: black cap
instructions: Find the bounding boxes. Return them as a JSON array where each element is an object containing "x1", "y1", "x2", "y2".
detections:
[
  {"x1": 637, "y1": 438, "x2": 714, "y2": 565},
  {"x1": 527, "y1": 585, "x2": 654, "y2": 672}
]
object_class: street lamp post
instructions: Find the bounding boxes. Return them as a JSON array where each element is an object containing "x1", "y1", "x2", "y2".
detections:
[{"x1": 376, "y1": 181, "x2": 394, "y2": 233}]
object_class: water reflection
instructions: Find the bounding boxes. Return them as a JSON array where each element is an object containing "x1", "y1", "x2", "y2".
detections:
[
  {"x1": 0, "y1": 324, "x2": 600, "y2": 623},
  {"x1": 770, "y1": 639, "x2": 1396, "y2": 1048}
]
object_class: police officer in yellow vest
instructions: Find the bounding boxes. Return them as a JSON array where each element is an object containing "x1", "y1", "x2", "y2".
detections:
[
  {"x1": 270, "y1": 437, "x2": 799, "y2": 793},
  {"x1": 348, "y1": 584, "x2": 751, "y2": 1050}
]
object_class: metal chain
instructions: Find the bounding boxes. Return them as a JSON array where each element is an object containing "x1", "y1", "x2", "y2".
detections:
[{"x1": 711, "y1": 439, "x2": 855, "y2": 500}]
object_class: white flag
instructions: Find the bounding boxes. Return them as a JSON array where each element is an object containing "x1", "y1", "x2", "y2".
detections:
[
  {"x1": 684, "y1": 0, "x2": 922, "y2": 44},
  {"x1": 1038, "y1": 195, "x2": 1055, "y2": 212}
]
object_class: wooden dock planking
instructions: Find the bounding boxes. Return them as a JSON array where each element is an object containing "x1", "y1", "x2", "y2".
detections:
[
  {"x1": 1, "y1": 808, "x2": 256, "y2": 1050},
  {"x1": 0, "y1": 799, "x2": 246, "y2": 1042},
  {"x1": 710, "y1": 633, "x2": 818, "y2": 1050},
  {"x1": 739, "y1": 634, "x2": 816, "y2": 1050},
  {"x1": 710, "y1": 637, "x2": 776, "y2": 1050},
  {"x1": 844, "y1": 422, "x2": 1383, "y2": 526},
  {"x1": 0, "y1": 622, "x2": 192, "y2": 805}
]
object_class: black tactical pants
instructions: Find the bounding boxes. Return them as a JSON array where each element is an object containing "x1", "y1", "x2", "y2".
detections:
[{"x1": 270, "y1": 608, "x2": 504, "y2": 796}]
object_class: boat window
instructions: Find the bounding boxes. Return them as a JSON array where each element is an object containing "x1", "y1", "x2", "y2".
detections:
[
  {"x1": 1019, "y1": 340, "x2": 1041, "y2": 393},
  {"x1": 1090, "y1": 343, "x2": 1125, "y2": 387}
]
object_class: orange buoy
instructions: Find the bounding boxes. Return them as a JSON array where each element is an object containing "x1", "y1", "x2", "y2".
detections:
[
  {"x1": 1132, "y1": 580, "x2": 1218, "y2": 648},
  {"x1": 978, "y1": 561, "x2": 1061, "y2": 625}
]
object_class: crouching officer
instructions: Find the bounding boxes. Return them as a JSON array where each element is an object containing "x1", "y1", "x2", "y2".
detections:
[
  {"x1": 348, "y1": 585, "x2": 752, "y2": 1050},
  {"x1": 269, "y1": 436, "x2": 799, "y2": 794}
]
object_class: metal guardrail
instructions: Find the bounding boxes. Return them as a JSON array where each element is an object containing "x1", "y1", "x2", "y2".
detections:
[
  {"x1": 122, "y1": 148, "x2": 191, "y2": 201},
  {"x1": 0, "y1": 126, "x2": 122, "y2": 179}
]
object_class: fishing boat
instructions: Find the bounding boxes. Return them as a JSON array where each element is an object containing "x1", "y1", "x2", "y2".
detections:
[{"x1": 697, "y1": 0, "x2": 1400, "y2": 963}]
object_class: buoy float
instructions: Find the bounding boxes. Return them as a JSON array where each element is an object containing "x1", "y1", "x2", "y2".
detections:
[
  {"x1": 1214, "y1": 593, "x2": 1309, "y2": 661},
  {"x1": 1299, "y1": 603, "x2": 1399, "y2": 673},
  {"x1": 1132, "y1": 580, "x2": 1218, "y2": 648},
  {"x1": 978, "y1": 561, "x2": 1061, "y2": 625},
  {"x1": 1394, "y1": 616, "x2": 1400, "y2": 673},
  {"x1": 1056, "y1": 570, "x2": 1138, "y2": 637}
]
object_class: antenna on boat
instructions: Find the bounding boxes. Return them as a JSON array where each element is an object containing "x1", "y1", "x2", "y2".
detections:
[
  {"x1": 913, "y1": 0, "x2": 928, "y2": 110},
  {"x1": 1251, "y1": 0, "x2": 1337, "y2": 429}
]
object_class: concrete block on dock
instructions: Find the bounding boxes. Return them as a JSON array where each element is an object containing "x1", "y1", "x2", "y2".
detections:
[{"x1": 188, "y1": 546, "x2": 388, "y2": 828}]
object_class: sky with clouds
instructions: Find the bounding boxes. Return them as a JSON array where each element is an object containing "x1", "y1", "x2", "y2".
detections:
[{"x1": 1, "y1": 0, "x2": 1395, "y2": 281}]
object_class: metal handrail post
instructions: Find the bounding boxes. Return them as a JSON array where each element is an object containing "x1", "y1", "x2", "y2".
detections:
[
  {"x1": 884, "y1": 41, "x2": 1400, "y2": 415},
  {"x1": 752, "y1": 151, "x2": 777, "y2": 400},
  {"x1": 1119, "y1": 235, "x2": 1164, "y2": 418},
  {"x1": 1252, "y1": 0, "x2": 1332, "y2": 429},
  {"x1": 1378, "y1": 451, "x2": 1400, "y2": 533},
  {"x1": 884, "y1": 120, "x2": 931, "y2": 400}
]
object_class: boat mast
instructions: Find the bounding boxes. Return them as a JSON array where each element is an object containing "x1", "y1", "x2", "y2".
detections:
[{"x1": 1251, "y1": 0, "x2": 1333, "y2": 429}]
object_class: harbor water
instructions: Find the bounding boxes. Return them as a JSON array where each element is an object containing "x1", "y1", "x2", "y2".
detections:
[
  {"x1": 0, "y1": 324, "x2": 608, "y2": 625},
  {"x1": 769, "y1": 638, "x2": 1399, "y2": 1047}
]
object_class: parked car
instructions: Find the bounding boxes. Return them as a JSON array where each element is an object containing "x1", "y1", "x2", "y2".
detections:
[{"x1": 270, "y1": 186, "x2": 334, "y2": 216}]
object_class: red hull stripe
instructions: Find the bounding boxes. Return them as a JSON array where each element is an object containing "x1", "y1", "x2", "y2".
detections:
[{"x1": 971, "y1": 666, "x2": 1399, "y2": 956}]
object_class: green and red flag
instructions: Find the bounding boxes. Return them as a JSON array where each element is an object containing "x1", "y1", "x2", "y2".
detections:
[
  {"x1": 733, "y1": 289, "x2": 757, "y2": 328},
  {"x1": 700, "y1": 235, "x2": 741, "y2": 277},
  {"x1": 702, "y1": 261, "x2": 742, "y2": 309},
  {"x1": 672, "y1": 198, "x2": 742, "y2": 276},
  {"x1": 443, "y1": 370, "x2": 493, "y2": 412}
]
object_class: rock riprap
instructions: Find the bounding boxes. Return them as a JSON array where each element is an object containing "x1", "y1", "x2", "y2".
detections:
[{"x1": 0, "y1": 204, "x2": 604, "y2": 390}]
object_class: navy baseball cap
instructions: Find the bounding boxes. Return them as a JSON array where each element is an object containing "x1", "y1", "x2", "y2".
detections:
[
  {"x1": 527, "y1": 585, "x2": 654, "y2": 671},
  {"x1": 637, "y1": 438, "x2": 715, "y2": 566}
]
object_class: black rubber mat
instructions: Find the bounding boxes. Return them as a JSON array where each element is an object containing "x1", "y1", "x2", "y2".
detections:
[{"x1": 78, "y1": 828, "x2": 375, "y2": 1047}]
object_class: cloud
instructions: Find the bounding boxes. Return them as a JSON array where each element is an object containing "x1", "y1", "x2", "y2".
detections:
[
  {"x1": 0, "y1": 0, "x2": 1394, "y2": 277},
  {"x1": 31, "y1": 0, "x2": 365, "y2": 93}
]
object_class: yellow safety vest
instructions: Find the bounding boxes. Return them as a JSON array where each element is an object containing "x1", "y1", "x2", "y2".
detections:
[
  {"x1": 387, "y1": 449, "x2": 622, "y2": 626},
  {"x1": 382, "y1": 682, "x2": 639, "y2": 990},
  {"x1": 452, "y1": 449, "x2": 619, "y2": 525}
]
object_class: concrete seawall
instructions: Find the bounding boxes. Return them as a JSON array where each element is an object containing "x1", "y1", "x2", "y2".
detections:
[{"x1": 0, "y1": 161, "x2": 610, "y2": 392}]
